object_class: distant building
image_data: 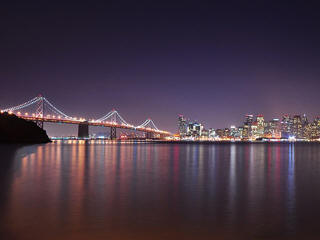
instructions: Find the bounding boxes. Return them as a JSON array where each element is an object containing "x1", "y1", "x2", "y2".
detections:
[
  {"x1": 187, "y1": 121, "x2": 203, "y2": 138},
  {"x1": 302, "y1": 114, "x2": 308, "y2": 126},
  {"x1": 201, "y1": 129, "x2": 209, "y2": 138},
  {"x1": 242, "y1": 125, "x2": 249, "y2": 139},
  {"x1": 251, "y1": 121, "x2": 259, "y2": 139},
  {"x1": 178, "y1": 115, "x2": 187, "y2": 138},
  {"x1": 215, "y1": 129, "x2": 224, "y2": 138},
  {"x1": 230, "y1": 125, "x2": 237, "y2": 138},
  {"x1": 224, "y1": 128, "x2": 230, "y2": 138},
  {"x1": 293, "y1": 115, "x2": 303, "y2": 138},
  {"x1": 237, "y1": 127, "x2": 244, "y2": 138},
  {"x1": 256, "y1": 115, "x2": 265, "y2": 137},
  {"x1": 245, "y1": 114, "x2": 254, "y2": 126},
  {"x1": 281, "y1": 115, "x2": 292, "y2": 138},
  {"x1": 270, "y1": 118, "x2": 281, "y2": 138},
  {"x1": 243, "y1": 114, "x2": 254, "y2": 138},
  {"x1": 209, "y1": 128, "x2": 216, "y2": 138}
]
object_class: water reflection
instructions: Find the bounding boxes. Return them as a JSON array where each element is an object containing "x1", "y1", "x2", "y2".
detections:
[{"x1": 1, "y1": 142, "x2": 320, "y2": 239}]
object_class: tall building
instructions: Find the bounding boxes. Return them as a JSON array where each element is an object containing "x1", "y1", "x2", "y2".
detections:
[
  {"x1": 201, "y1": 129, "x2": 209, "y2": 138},
  {"x1": 237, "y1": 127, "x2": 244, "y2": 138},
  {"x1": 224, "y1": 128, "x2": 231, "y2": 138},
  {"x1": 209, "y1": 128, "x2": 216, "y2": 138},
  {"x1": 292, "y1": 115, "x2": 303, "y2": 138},
  {"x1": 215, "y1": 129, "x2": 224, "y2": 138},
  {"x1": 281, "y1": 115, "x2": 292, "y2": 138},
  {"x1": 178, "y1": 115, "x2": 187, "y2": 138},
  {"x1": 242, "y1": 125, "x2": 249, "y2": 139},
  {"x1": 244, "y1": 114, "x2": 254, "y2": 138},
  {"x1": 302, "y1": 114, "x2": 308, "y2": 126},
  {"x1": 269, "y1": 118, "x2": 281, "y2": 138},
  {"x1": 315, "y1": 117, "x2": 320, "y2": 138},
  {"x1": 186, "y1": 121, "x2": 203, "y2": 138},
  {"x1": 230, "y1": 125, "x2": 237, "y2": 138},
  {"x1": 256, "y1": 115, "x2": 265, "y2": 137},
  {"x1": 244, "y1": 114, "x2": 254, "y2": 126},
  {"x1": 251, "y1": 121, "x2": 259, "y2": 139}
]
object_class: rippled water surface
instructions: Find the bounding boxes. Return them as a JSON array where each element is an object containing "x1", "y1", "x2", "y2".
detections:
[{"x1": 1, "y1": 141, "x2": 320, "y2": 239}]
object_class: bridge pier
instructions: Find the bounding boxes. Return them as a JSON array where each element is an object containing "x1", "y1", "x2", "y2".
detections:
[
  {"x1": 110, "y1": 127, "x2": 117, "y2": 140},
  {"x1": 146, "y1": 132, "x2": 154, "y2": 139},
  {"x1": 78, "y1": 121, "x2": 89, "y2": 138}
]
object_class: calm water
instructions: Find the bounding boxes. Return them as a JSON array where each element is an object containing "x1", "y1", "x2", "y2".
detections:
[{"x1": 1, "y1": 141, "x2": 320, "y2": 239}]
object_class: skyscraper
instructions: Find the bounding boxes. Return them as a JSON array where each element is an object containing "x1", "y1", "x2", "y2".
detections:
[
  {"x1": 256, "y1": 115, "x2": 265, "y2": 137},
  {"x1": 302, "y1": 114, "x2": 308, "y2": 126},
  {"x1": 178, "y1": 115, "x2": 187, "y2": 138},
  {"x1": 281, "y1": 115, "x2": 292, "y2": 138},
  {"x1": 293, "y1": 115, "x2": 303, "y2": 139},
  {"x1": 270, "y1": 118, "x2": 281, "y2": 138},
  {"x1": 245, "y1": 114, "x2": 254, "y2": 126},
  {"x1": 243, "y1": 114, "x2": 253, "y2": 138}
]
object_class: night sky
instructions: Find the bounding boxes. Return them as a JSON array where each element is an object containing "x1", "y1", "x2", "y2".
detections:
[{"x1": 1, "y1": 1, "x2": 320, "y2": 134}]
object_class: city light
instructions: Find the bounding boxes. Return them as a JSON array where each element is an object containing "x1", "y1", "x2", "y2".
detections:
[{"x1": 178, "y1": 114, "x2": 320, "y2": 142}]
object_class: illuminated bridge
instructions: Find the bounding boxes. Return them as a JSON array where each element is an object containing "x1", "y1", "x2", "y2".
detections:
[{"x1": 1, "y1": 95, "x2": 171, "y2": 139}]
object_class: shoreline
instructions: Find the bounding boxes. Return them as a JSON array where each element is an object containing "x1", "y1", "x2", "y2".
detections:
[{"x1": 48, "y1": 138, "x2": 320, "y2": 144}]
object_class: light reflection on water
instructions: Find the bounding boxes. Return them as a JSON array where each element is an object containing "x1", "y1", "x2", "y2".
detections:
[{"x1": 1, "y1": 142, "x2": 320, "y2": 239}]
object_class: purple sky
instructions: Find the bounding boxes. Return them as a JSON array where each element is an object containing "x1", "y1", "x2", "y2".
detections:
[{"x1": 1, "y1": 1, "x2": 320, "y2": 134}]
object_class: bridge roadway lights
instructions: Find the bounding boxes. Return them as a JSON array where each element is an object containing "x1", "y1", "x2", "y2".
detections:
[
  {"x1": 110, "y1": 127, "x2": 117, "y2": 140},
  {"x1": 78, "y1": 121, "x2": 89, "y2": 138}
]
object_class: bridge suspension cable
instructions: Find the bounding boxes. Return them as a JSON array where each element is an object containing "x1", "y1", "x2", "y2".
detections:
[
  {"x1": 1, "y1": 95, "x2": 170, "y2": 134},
  {"x1": 1, "y1": 96, "x2": 73, "y2": 120},
  {"x1": 136, "y1": 119, "x2": 159, "y2": 130},
  {"x1": 42, "y1": 97, "x2": 73, "y2": 120},
  {"x1": 96, "y1": 110, "x2": 131, "y2": 126},
  {"x1": 2, "y1": 96, "x2": 41, "y2": 112}
]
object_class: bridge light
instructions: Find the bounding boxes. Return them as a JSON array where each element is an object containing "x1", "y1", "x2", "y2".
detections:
[
  {"x1": 58, "y1": 116, "x2": 61, "y2": 119},
  {"x1": 8, "y1": 111, "x2": 13, "y2": 114},
  {"x1": 17, "y1": 112, "x2": 21, "y2": 115},
  {"x1": 25, "y1": 113, "x2": 28, "y2": 116},
  {"x1": 32, "y1": 113, "x2": 35, "y2": 117},
  {"x1": 47, "y1": 114, "x2": 50, "y2": 118}
]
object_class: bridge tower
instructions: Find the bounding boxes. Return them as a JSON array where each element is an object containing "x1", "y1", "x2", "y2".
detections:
[
  {"x1": 35, "y1": 95, "x2": 44, "y2": 129},
  {"x1": 78, "y1": 121, "x2": 89, "y2": 138},
  {"x1": 110, "y1": 127, "x2": 117, "y2": 140}
]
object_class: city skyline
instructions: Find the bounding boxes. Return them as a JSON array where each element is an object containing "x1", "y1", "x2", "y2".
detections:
[
  {"x1": 3, "y1": 94, "x2": 320, "y2": 136},
  {"x1": 1, "y1": 1, "x2": 320, "y2": 134},
  {"x1": 178, "y1": 113, "x2": 320, "y2": 140},
  {"x1": 2, "y1": 2, "x2": 320, "y2": 239}
]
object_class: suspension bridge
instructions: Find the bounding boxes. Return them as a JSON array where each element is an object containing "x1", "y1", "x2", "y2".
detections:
[{"x1": 0, "y1": 95, "x2": 171, "y2": 139}]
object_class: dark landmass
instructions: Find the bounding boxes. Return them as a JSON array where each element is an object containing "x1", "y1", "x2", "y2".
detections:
[{"x1": 0, "y1": 113, "x2": 50, "y2": 144}]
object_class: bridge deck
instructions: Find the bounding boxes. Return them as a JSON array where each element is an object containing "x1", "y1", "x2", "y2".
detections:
[{"x1": 21, "y1": 116, "x2": 171, "y2": 135}]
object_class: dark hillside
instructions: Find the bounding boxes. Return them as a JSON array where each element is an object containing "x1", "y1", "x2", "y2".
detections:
[{"x1": 0, "y1": 113, "x2": 50, "y2": 144}]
